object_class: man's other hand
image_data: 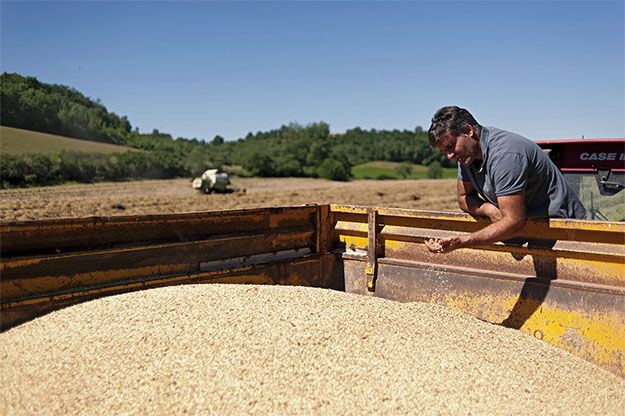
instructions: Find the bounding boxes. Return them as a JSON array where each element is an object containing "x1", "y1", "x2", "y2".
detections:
[{"x1": 480, "y1": 203, "x2": 503, "y2": 223}]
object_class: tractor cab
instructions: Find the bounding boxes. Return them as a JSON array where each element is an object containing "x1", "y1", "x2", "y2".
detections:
[{"x1": 536, "y1": 139, "x2": 625, "y2": 221}]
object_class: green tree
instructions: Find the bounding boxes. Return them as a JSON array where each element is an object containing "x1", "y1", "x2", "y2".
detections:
[
  {"x1": 1, "y1": 72, "x2": 133, "y2": 144},
  {"x1": 243, "y1": 153, "x2": 276, "y2": 177},
  {"x1": 184, "y1": 147, "x2": 212, "y2": 175}
]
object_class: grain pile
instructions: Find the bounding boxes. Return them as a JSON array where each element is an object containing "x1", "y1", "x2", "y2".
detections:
[{"x1": 1, "y1": 284, "x2": 623, "y2": 415}]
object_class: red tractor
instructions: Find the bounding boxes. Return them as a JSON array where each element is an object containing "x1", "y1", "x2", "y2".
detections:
[{"x1": 535, "y1": 138, "x2": 625, "y2": 221}]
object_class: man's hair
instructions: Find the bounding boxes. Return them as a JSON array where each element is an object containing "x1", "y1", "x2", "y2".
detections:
[{"x1": 428, "y1": 106, "x2": 481, "y2": 147}]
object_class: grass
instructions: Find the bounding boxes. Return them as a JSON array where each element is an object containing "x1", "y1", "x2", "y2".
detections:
[
  {"x1": 0, "y1": 126, "x2": 141, "y2": 155},
  {"x1": 351, "y1": 161, "x2": 457, "y2": 180}
]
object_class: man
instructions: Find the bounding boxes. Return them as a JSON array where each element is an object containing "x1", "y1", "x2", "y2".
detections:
[{"x1": 424, "y1": 106, "x2": 585, "y2": 254}]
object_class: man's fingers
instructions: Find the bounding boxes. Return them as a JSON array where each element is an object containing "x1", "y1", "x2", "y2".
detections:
[
  {"x1": 425, "y1": 237, "x2": 460, "y2": 253},
  {"x1": 439, "y1": 237, "x2": 453, "y2": 247},
  {"x1": 425, "y1": 238, "x2": 443, "y2": 253},
  {"x1": 439, "y1": 237, "x2": 459, "y2": 252}
]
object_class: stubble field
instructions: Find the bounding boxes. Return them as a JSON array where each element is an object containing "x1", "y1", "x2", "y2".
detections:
[{"x1": 0, "y1": 177, "x2": 459, "y2": 221}]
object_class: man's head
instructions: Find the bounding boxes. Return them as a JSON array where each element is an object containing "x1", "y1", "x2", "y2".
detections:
[{"x1": 428, "y1": 106, "x2": 482, "y2": 166}]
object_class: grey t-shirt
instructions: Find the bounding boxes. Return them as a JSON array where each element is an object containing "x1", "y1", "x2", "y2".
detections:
[{"x1": 458, "y1": 126, "x2": 586, "y2": 219}]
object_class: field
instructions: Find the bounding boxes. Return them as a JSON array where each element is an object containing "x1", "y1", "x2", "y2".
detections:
[
  {"x1": 0, "y1": 177, "x2": 459, "y2": 221},
  {"x1": 0, "y1": 126, "x2": 140, "y2": 155},
  {"x1": 351, "y1": 161, "x2": 457, "y2": 179}
]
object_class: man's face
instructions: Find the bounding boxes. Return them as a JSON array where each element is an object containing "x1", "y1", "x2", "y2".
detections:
[{"x1": 437, "y1": 128, "x2": 480, "y2": 166}]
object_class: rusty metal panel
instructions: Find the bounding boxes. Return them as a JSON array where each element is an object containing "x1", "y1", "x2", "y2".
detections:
[
  {"x1": 376, "y1": 261, "x2": 625, "y2": 378},
  {"x1": 383, "y1": 237, "x2": 624, "y2": 288},
  {"x1": 316, "y1": 204, "x2": 334, "y2": 254},
  {"x1": 365, "y1": 208, "x2": 378, "y2": 291},
  {"x1": 1, "y1": 230, "x2": 315, "y2": 300},
  {"x1": 337, "y1": 223, "x2": 624, "y2": 288},
  {"x1": 0, "y1": 206, "x2": 318, "y2": 256},
  {"x1": 0, "y1": 206, "x2": 329, "y2": 330},
  {"x1": 343, "y1": 254, "x2": 373, "y2": 297},
  {"x1": 341, "y1": 256, "x2": 625, "y2": 377},
  {"x1": 331, "y1": 204, "x2": 625, "y2": 244}
]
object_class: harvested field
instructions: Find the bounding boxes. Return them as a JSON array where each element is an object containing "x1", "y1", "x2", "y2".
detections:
[
  {"x1": 1, "y1": 284, "x2": 623, "y2": 415},
  {"x1": 0, "y1": 177, "x2": 458, "y2": 221}
]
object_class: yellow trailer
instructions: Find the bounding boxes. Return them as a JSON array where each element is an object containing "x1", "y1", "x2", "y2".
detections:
[{"x1": 1, "y1": 204, "x2": 623, "y2": 377}]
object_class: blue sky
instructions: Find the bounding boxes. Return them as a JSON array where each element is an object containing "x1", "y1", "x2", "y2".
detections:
[{"x1": 1, "y1": 1, "x2": 624, "y2": 141}]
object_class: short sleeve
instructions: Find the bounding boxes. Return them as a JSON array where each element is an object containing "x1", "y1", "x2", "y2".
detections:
[
  {"x1": 458, "y1": 165, "x2": 470, "y2": 181},
  {"x1": 491, "y1": 152, "x2": 528, "y2": 196}
]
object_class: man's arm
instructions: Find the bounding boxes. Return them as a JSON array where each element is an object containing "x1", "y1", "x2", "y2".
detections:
[
  {"x1": 457, "y1": 180, "x2": 502, "y2": 222},
  {"x1": 426, "y1": 191, "x2": 527, "y2": 253}
]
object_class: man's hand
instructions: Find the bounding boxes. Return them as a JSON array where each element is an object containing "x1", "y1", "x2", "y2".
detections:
[
  {"x1": 424, "y1": 236, "x2": 467, "y2": 253},
  {"x1": 426, "y1": 192, "x2": 526, "y2": 254}
]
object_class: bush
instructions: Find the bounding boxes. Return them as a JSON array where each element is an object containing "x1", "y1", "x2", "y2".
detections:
[
  {"x1": 318, "y1": 158, "x2": 350, "y2": 181},
  {"x1": 1, "y1": 153, "x2": 62, "y2": 188},
  {"x1": 243, "y1": 153, "x2": 276, "y2": 177},
  {"x1": 396, "y1": 162, "x2": 412, "y2": 178},
  {"x1": 427, "y1": 161, "x2": 443, "y2": 179},
  {"x1": 0, "y1": 149, "x2": 194, "y2": 188}
]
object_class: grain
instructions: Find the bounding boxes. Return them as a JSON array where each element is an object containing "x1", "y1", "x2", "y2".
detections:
[{"x1": 1, "y1": 284, "x2": 623, "y2": 415}]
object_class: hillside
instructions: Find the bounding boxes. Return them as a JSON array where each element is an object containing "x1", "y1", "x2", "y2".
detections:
[
  {"x1": 1, "y1": 72, "x2": 132, "y2": 144},
  {"x1": 351, "y1": 161, "x2": 456, "y2": 179},
  {"x1": 1, "y1": 72, "x2": 453, "y2": 187},
  {"x1": 0, "y1": 126, "x2": 141, "y2": 155}
]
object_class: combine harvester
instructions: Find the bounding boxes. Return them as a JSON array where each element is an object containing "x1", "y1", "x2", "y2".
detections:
[
  {"x1": 536, "y1": 138, "x2": 624, "y2": 221},
  {"x1": 1, "y1": 139, "x2": 624, "y2": 378}
]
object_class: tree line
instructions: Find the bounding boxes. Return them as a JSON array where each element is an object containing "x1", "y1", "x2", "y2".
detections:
[{"x1": 0, "y1": 72, "x2": 454, "y2": 188}]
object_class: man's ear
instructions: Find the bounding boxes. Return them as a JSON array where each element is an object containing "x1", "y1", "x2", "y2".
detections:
[
  {"x1": 466, "y1": 125, "x2": 480, "y2": 141},
  {"x1": 466, "y1": 125, "x2": 475, "y2": 139}
]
